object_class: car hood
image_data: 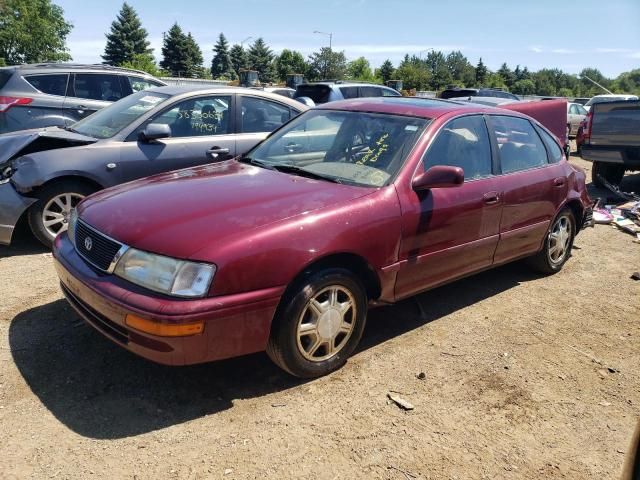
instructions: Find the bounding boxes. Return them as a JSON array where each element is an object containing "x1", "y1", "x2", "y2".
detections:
[
  {"x1": 78, "y1": 161, "x2": 374, "y2": 260},
  {"x1": 0, "y1": 127, "x2": 97, "y2": 167}
]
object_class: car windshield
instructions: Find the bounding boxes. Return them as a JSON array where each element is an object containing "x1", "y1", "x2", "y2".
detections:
[
  {"x1": 244, "y1": 110, "x2": 430, "y2": 187},
  {"x1": 70, "y1": 90, "x2": 170, "y2": 139}
]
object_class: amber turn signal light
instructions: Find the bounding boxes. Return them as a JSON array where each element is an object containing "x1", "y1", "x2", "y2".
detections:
[{"x1": 125, "y1": 314, "x2": 204, "y2": 337}]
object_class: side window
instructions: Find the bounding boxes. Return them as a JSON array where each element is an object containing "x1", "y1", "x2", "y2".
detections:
[
  {"x1": 339, "y1": 86, "x2": 359, "y2": 99},
  {"x1": 240, "y1": 97, "x2": 290, "y2": 133},
  {"x1": 24, "y1": 74, "x2": 69, "y2": 96},
  {"x1": 490, "y1": 116, "x2": 548, "y2": 174},
  {"x1": 569, "y1": 104, "x2": 579, "y2": 115},
  {"x1": 72, "y1": 74, "x2": 124, "y2": 101},
  {"x1": 537, "y1": 127, "x2": 563, "y2": 164},
  {"x1": 577, "y1": 104, "x2": 588, "y2": 115},
  {"x1": 127, "y1": 76, "x2": 159, "y2": 92},
  {"x1": 359, "y1": 86, "x2": 383, "y2": 98},
  {"x1": 147, "y1": 95, "x2": 231, "y2": 137},
  {"x1": 423, "y1": 115, "x2": 493, "y2": 180},
  {"x1": 382, "y1": 88, "x2": 400, "y2": 97}
]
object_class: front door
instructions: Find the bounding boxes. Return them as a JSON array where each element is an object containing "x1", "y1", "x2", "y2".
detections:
[
  {"x1": 118, "y1": 94, "x2": 237, "y2": 182},
  {"x1": 488, "y1": 115, "x2": 567, "y2": 264},
  {"x1": 395, "y1": 114, "x2": 503, "y2": 299}
]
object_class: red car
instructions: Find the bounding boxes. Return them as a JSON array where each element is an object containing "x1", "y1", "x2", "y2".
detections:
[{"x1": 53, "y1": 98, "x2": 593, "y2": 378}]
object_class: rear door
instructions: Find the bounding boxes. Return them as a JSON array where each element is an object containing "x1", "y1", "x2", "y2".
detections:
[
  {"x1": 395, "y1": 114, "x2": 503, "y2": 298},
  {"x1": 488, "y1": 115, "x2": 567, "y2": 264},
  {"x1": 235, "y1": 95, "x2": 298, "y2": 155},
  {"x1": 118, "y1": 94, "x2": 237, "y2": 181},
  {"x1": 62, "y1": 73, "x2": 126, "y2": 123}
]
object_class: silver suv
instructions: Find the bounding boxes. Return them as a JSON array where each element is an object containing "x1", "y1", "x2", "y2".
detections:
[
  {"x1": 294, "y1": 81, "x2": 401, "y2": 105},
  {"x1": 0, "y1": 63, "x2": 165, "y2": 134}
]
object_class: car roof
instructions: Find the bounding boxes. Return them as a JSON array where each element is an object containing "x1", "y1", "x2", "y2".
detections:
[
  {"x1": 314, "y1": 96, "x2": 502, "y2": 119},
  {"x1": 144, "y1": 85, "x2": 309, "y2": 108},
  {"x1": 2, "y1": 63, "x2": 158, "y2": 77},
  {"x1": 298, "y1": 81, "x2": 394, "y2": 89}
]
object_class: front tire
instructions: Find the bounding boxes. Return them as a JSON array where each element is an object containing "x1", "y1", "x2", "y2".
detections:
[
  {"x1": 266, "y1": 268, "x2": 368, "y2": 378},
  {"x1": 28, "y1": 180, "x2": 96, "y2": 247},
  {"x1": 527, "y1": 209, "x2": 575, "y2": 274}
]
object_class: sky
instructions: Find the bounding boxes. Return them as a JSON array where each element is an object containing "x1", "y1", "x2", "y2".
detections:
[{"x1": 56, "y1": 0, "x2": 640, "y2": 78}]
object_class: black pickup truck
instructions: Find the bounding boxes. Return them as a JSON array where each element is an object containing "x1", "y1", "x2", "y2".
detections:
[{"x1": 580, "y1": 100, "x2": 640, "y2": 187}]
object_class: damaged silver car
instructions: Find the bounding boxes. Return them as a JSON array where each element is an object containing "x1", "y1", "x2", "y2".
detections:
[{"x1": 0, "y1": 86, "x2": 307, "y2": 247}]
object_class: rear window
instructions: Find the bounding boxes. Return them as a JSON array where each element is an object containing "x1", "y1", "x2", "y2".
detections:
[
  {"x1": 339, "y1": 86, "x2": 359, "y2": 99},
  {"x1": 24, "y1": 74, "x2": 69, "y2": 96},
  {"x1": 440, "y1": 89, "x2": 477, "y2": 99},
  {"x1": 295, "y1": 85, "x2": 332, "y2": 104},
  {"x1": 0, "y1": 69, "x2": 12, "y2": 89}
]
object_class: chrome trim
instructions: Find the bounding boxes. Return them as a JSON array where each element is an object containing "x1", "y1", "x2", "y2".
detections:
[{"x1": 75, "y1": 218, "x2": 128, "y2": 273}]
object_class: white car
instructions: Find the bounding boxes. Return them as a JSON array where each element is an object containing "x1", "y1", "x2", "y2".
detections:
[{"x1": 584, "y1": 94, "x2": 638, "y2": 111}]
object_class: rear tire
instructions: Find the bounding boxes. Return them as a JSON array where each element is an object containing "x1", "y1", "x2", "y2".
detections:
[
  {"x1": 28, "y1": 179, "x2": 96, "y2": 248},
  {"x1": 527, "y1": 209, "x2": 575, "y2": 274},
  {"x1": 592, "y1": 162, "x2": 625, "y2": 188},
  {"x1": 266, "y1": 268, "x2": 367, "y2": 378}
]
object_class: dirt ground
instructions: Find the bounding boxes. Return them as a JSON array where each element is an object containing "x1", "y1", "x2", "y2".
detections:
[{"x1": 1, "y1": 155, "x2": 639, "y2": 480}]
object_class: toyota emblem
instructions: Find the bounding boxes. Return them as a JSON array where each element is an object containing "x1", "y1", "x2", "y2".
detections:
[{"x1": 84, "y1": 236, "x2": 93, "y2": 251}]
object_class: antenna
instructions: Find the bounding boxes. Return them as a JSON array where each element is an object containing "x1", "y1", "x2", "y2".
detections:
[{"x1": 581, "y1": 75, "x2": 614, "y2": 95}]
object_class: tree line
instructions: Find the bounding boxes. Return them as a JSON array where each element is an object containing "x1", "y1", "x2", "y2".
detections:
[{"x1": 1, "y1": 1, "x2": 639, "y2": 98}]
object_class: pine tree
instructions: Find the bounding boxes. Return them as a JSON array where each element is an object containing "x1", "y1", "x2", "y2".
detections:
[
  {"x1": 229, "y1": 44, "x2": 248, "y2": 78},
  {"x1": 475, "y1": 57, "x2": 488, "y2": 86},
  {"x1": 247, "y1": 38, "x2": 275, "y2": 83},
  {"x1": 160, "y1": 23, "x2": 190, "y2": 77},
  {"x1": 102, "y1": 3, "x2": 151, "y2": 66},
  {"x1": 184, "y1": 33, "x2": 204, "y2": 78},
  {"x1": 379, "y1": 59, "x2": 395, "y2": 83},
  {"x1": 210, "y1": 33, "x2": 235, "y2": 80}
]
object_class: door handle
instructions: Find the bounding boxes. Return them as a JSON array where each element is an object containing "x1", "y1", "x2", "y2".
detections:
[
  {"x1": 483, "y1": 191, "x2": 500, "y2": 205},
  {"x1": 285, "y1": 142, "x2": 303, "y2": 153},
  {"x1": 553, "y1": 177, "x2": 566, "y2": 187},
  {"x1": 207, "y1": 147, "x2": 230, "y2": 159}
]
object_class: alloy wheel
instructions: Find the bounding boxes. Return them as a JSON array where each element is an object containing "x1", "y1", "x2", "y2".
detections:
[
  {"x1": 548, "y1": 215, "x2": 572, "y2": 265},
  {"x1": 296, "y1": 285, "x2": 356, "y2": 362},
  {"x1": 42, "y1": 192, "x2": 85, "y2": 238}
]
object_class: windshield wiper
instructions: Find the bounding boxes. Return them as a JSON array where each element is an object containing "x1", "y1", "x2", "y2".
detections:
[
  {"x1": 269, "y1": 164, "x2": 342, "y2": 184},
  {"x1": 238, "y1": 156, "x2": 276, "y2": 170}
]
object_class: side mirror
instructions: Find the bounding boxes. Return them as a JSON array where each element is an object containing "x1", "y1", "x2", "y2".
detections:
[
  {"x1": 140, "y1": 123, "x2": 171, "y2": 142},
  {"x1": 412, "y1": 165, "x2": 464, "y2": 191}
]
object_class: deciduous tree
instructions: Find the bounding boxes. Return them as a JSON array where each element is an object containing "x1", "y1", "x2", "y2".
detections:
[{"x1": 0, "y1": 0, "x2": 72, "y2": 64}]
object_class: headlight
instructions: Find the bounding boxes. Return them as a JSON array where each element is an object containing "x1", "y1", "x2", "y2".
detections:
[
  {"x1": 114, "y1": 248, "x2": 215, "y2": 298},
  {"x1": 67, "y1": 208, "x2": 78, "y2": 246}
]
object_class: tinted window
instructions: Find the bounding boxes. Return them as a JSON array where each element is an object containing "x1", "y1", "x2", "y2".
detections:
[
  {"x1": 127, "y1": 76, "x2": 161, "y2": 92},
  {"x1": 24, "y1": 74, "x2": 68, "y2": 96},
  {"x1": 359, "y1": 86, "x2": 383, "y2": 97},
  {"x1": 248, "y1": 110, "x2": 429, "y2": 187},
  {"x1": 149, "y1": 95, "x2": 232, "y2": 137},
  {"x1": 0, "y1": 70, "x2": 11, "y2": 89},
  {"x1": 382, "y1": 88, "x2": 401, "y2": 97},
  {"x1": 423, "y1": 115, "x2": 492, "y2": 180},
  {"x1": 294, "y1": 85, "x2": 332, "y2": 104},
  {"x1": 241, "y1": 97, "x2": 290, "y2": 133},
  {"x1": 537, "y1": 127, "x2": 563, "y2": 164},
  {"x1": 340, "y1": 86, "x2": 359, "y2": 99},
  {"x1": 490, "y1": 116, "x2": 548, "y2": 173},
  {"x1": 72, "y1": 74, "x2": 124, "y2": 101}
]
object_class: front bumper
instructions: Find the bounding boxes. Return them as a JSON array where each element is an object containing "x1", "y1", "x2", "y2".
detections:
[
  {"x1": 53, "y1": 233, "x2": 284, "y2": 366},
  {"x1": 0, "y1": 180, "x2": 36, "y2": 245}
]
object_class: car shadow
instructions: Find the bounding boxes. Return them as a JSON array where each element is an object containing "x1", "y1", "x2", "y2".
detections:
[
  {"x1": 9, "y1": 262, "x2": 538, "y2": 440},
  {"x1": 0, "y1": 217, "x2": 47, "y2": 258}
]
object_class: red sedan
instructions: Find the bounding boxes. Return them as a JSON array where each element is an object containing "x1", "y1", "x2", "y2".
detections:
[{"x1": 53, "y1": 97, "x2": 593, "y2": 378}]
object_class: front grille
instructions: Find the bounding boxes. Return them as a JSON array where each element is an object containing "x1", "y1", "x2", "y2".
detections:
[{"x1": 75, "y1": 220, "x2": 122, "y2": 271}]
